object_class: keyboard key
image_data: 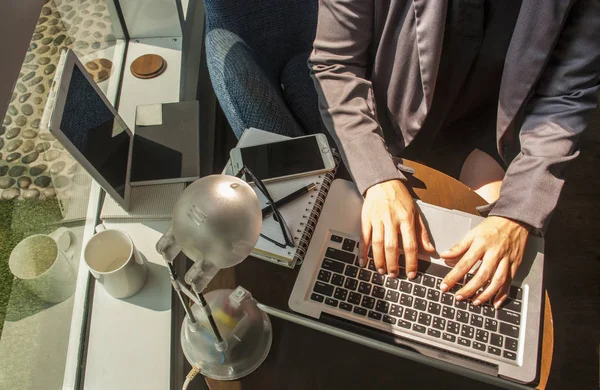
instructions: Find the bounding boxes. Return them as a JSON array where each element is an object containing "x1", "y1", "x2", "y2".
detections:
[
  {"x1": 348, "y1": 292, "x2": 362, "y2": 305},
  {"x1": 475, "y1": 329, "x2": 489, "y2": 343},
  {"x1": 490, "y1": 334, "x2": 504, "y2": 348},
  {"x1": 385, "y1": 277, "x2": 399, "y2": 290},
  {"x1": 317, "y1": 269, "x2": 331, "y2": 282},
  {"x1": 385, "y1": 290, "x2": 400, "y2": 303},
  {"x1": 509, "y1": 286, "x2": 523, "y2": 300},
  {"x1": 413, "y1": 324, "x2": 427, "y2": 333},
  {"x1": 310, "y1": 293, "x2": 324, "y2": 303},
  {"x1": 372, "y1": 274, "x2": 385, "y2": 286},
  {"x1": 473, "y1": 341, "x2": 486, "y2": 351},
  {"x1": 441, "y1": 293, "x2": 454, "y2": 306},
  {"x1": 432, "y1": 317, "x2": 446, "y2": 330},
  {"x1": 470, "y1": 314, "x2": 484, "y2": 328},
  {"x1": 461, "y1": 325, "x2": 474, "y2": 339},
  {"x1": 368, "y1": 311, "x2": 382, "y2": 320},
  {"x1": 358, "y1": 282, "x2": 372, "y2": 295},
  {"x1": 400, "y1": 294, "x2": 414, "y2": 307},
  {"x1": 503, "y1": 351, "x2": 517, "y2": 361},
  {"x1": 447, "y1": 321, "x2": 460, "y2": 334},
  {"x1": 443, "y1": 333, "x2": 456, "y2": 343},
  {"x1": 339, "y1": 302, "x2": 353, "y2": 311},
  {"x1": 358, "y1": 269, "x2": 372, "y2": 281},
  {"x1": 498, "y1": 309, "x2": 521, "y2": 326},
  {"x1": 503, "y1": 298, "x2": 522, "y2": 313},
  {"x1": 330, "y1": 235, "x2": 343, "y2": 243},
  {"x1": 397, "y1": 319, "x2": 412, "y2": 329},
  {"x1": 376, "y1": 300, "x2": 390, "y2": 314},
  {"x1": 400, "y1": 281, "x2": 413, "y2": 293},
  {"x1": 504, "y1": 337, "x2": 519, "y2": 352},
  {"x1": 488, "y1": 346, "x2": 502, "y2": 356},
  {"x1": 344, "y1": 277, "x2": 358, "y2": 291},
  {"x1": 331, "y1": 274, "x2": 345, "y2": 287},
  {"x1": 427, "y1": 302, "x2": 442, "y2": 316},
  {"x1": 414, "y1": 285, "x2": 427, "y2": 298},
  {"x1": 326, "y1": 247, "x2": 355, "y2": 264},
  {"x1": 423, "y1": 275, "x2": 436, "y2": 287},
  {"x1": 368, "y1": 260, "x2": 377, "y2": 271},
  {"x1": 372, "y1": 286, "x2": 386, "y2": 299},
  {"x1": 458, "y1": 338, "x2": 471, "y2": 347},
  {"x1": 483, "y1": 305, "x2": 496, "y2": 318},
  {"x1": 442, "y1": 306, "x2": 456, "y2": 319},
  {"x1": 418, "y1": 312, "x2": 432, "y2": 326},
  {"x1": 345, "y1": 265, "x2": 358, "y2": 278},
  {"x1": 390, "y1": 304, "x2": 404, "y2": 318},
  {"x1": 353, "y1": 306, "x2": 367, "y2": 316},
  {"x1": 404, "y1": 308, "x2": 418, "y2": 322},
  {"x1": 383, "y1": 315, "x2": 396, "y2": 325},
  {"x1": 313, "y1": 282, "x2": 334, "y2": 296},
  {"x1": 334, "y1": 287, "x2": 348, "y2": 301},
  {"x1": 499, "y1": 323, "x2": 519, "y2": 338},
  {"x1": 322, "y1": 258, "x2": 345, "y2": 273},
  {"x1": 361, "y1": 296, "x2": 375, "y2": 309},
  {"x1": 427, "y1": 328, "x2": 442, "y2": 338},
  {"x1": 485, "y1": 318, "x2": 498, "y2": 332},
  {"x1": 412, "y1": 271, "x2": 423, "y2": 284},
  {"x1": 342, "y1": 238, "x2": 356, "y2": 252},
  {"x1": 449, "y1": 283, "x2": 462, "y2": 294},
  {"x1": 325, "y1": 297, "x2": 338, "y2": 307},
  {"x1": 456, "y1": 310, "x2": 470, "y2": 324},
  {"x1": 414, "y1": 297, "x2": 428, "y2": 311},
  {"x1": 427, "y1": 289, "x2": 441, "y2": 302},
  {"x1": 455, "y1": 300, "x2": 468, "y2": 310},
  {"x1": 468, "y1": 303, "x2": 482, "y2": 314}
]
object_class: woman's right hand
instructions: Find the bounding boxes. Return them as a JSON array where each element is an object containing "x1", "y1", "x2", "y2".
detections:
[{"x1": 359, "y1": 180, "x2": 435, "y2": 278}]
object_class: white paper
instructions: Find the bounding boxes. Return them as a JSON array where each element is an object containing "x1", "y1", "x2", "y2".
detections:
[{"x1": 135, "y1": 103, "x2": 163, "y2": 126}]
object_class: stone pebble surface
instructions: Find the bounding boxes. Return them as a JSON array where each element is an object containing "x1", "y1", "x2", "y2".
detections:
[{"x1": 1, "y1": 0, "x2": 119, "y2": 201}]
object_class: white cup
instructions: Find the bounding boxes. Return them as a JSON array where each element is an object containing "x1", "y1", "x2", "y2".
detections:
[
  {"x1": 84, "y1": 226, "x2": 147, "y2": 298},
  {"x1": 9, "y1": 227, "x2": 77, "y2": 303}
]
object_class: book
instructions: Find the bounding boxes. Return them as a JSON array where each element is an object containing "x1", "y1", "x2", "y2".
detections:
[{"x1": 223, "y1": 128, "x2": 340, "y2": 268}]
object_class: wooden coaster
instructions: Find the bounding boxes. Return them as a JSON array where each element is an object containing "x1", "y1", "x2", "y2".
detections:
[
  {"x1": 130, "y1": 54, "x2": 167, "y2": 79},
  {"x1": 84, "y1": 58, "x2": 113, "y2": 83}
]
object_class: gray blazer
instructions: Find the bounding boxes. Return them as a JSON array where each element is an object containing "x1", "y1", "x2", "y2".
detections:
[{"x1": 309, "y1": 0, "x2": 600, "y2": 234}]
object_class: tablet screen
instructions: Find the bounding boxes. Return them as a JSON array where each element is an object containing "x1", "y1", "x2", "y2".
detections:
[{"x1": 60, "y1": 66, "x2": 130, "y2": 198}]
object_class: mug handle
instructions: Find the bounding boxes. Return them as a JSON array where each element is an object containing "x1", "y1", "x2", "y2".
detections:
[{"x1": 50, "y1": 227, "x2": 76, "y2": 260}]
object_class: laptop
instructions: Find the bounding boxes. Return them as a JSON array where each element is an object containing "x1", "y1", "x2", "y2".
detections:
[{"x1": 289, "y1": 179, "x2": 544, "y2": 384}]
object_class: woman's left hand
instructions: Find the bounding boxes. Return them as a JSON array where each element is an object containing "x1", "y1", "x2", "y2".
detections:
[{"x1": 439, "y1": 216, "x2": 530, "y2": 309}]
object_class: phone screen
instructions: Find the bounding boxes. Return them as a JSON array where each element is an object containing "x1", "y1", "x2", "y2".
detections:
[{"x1": 240, "y1": 136, "x2": 325, "y2": 180}]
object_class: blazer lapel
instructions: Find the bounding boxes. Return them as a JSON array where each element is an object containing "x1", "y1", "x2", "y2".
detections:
[{"x1": 497, "y1": 0, "x2": 572, "y2": 147}]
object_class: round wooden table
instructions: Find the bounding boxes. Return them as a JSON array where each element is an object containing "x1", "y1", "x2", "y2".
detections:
[{"x1": 200, "y1": 160, "x2": 553, "y2": 390}]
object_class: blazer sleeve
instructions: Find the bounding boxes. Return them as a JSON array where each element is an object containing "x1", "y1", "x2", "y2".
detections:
[
  {"x1": 489, "y1": 0, "x2": 600, "y2": 235},
  {"x1": 309, "y1": 0, "x2": 404, "y2": 195}
]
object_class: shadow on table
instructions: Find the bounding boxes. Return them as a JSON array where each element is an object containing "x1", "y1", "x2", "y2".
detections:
[{"x1": 121, "y1": 258, "x2": 171, "y2": 312}]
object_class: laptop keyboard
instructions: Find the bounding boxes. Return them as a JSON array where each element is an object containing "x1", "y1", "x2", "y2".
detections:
[{"x1": 310, "y1": 234, "x2": 524, "y2": 363}]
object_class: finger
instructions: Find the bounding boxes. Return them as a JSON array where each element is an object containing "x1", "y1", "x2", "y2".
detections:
[
  {"x1": 440, "y1": 241, "x2": 484, "y2": 293},
  {"x1": 493, "y1": 277, "x2": 512, "y2": 309},
  {"x1": 457, "y1": 249, "x2": 502, "y2": 300},
  {"x1": 472, "y1": 258, "x2": 509, "y2": 306},
  {"x1": 371, "y1": 222, "x2": 386, "y2": 274},
  {"x1": 399, "y1": 220, "x2": 418, "y2": 279},
  {"x1": 441, "y1": 233, "x2": 474, "y2": 259},
  {"x1": 417, "y1": 215, "x2": 435, "y2": 252},
  {"x1": 359, "y1": 214, "x2": 372, "y2": 268},
  {"x1": 383, "y1": 221, "x2": 399, "y2": 278}
]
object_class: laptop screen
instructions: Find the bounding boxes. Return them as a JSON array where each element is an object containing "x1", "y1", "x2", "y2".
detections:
[{"x1": 60, "y1": 66, "x2": 130, "y2": 198}]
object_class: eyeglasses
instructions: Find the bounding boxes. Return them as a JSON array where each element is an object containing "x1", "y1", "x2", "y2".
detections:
[{"x1": 235, "y1": 167, "x2": 295, "y2": 249}]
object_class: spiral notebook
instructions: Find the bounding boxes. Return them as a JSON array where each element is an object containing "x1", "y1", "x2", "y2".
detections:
[{"x1": 224, "y1": 128, "x2": 340, "y2": 268}]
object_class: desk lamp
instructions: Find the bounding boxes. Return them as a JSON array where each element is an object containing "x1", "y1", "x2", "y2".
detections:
[{"x1": 156, "y1": 175, "x2": 272, "y2": 383}]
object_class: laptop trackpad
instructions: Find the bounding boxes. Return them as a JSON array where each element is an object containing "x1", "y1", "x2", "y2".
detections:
[{"x1": 418, "y1": 203, "x2": 472, "y2": 255}]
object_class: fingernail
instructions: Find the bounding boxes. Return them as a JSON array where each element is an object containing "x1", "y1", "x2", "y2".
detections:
[
  {"x1": 456, "y1": 294, "x2": 464, "y2": 301},
  {"x1": 378, "y1": 268, "x2": 386, "y2": 275},
  {"x1": 359, "y1": 257, "x2": 366, "y2": 267},
  {"x1": 407, "y1": 271, "x2": 416, "y2": 279},
  {"x1": 389, "y1": 272, "x2": 397, "y2": 278},
  {"x1": 473, "y1": 299, "x2": 481, "y2": 306},
  {"x1": 440, "y1": 283, "x2": 448, "y2": 292}
]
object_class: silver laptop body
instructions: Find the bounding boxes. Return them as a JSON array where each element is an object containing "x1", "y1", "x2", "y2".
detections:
[{"x1": 289, "y1": 179, "x2": 544, "y2": 384}]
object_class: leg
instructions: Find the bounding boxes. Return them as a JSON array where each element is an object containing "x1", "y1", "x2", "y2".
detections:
[{"x1": 459, "y1": 149, "x2": 505, "y2": 203}]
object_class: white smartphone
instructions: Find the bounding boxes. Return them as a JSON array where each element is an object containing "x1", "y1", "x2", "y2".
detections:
[{"x1": 229, "y1": 133, "x2": 336, "y2": 182}]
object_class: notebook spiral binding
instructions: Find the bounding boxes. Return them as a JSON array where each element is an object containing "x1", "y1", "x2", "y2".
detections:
[{"x1": 292, "y1": 150, "x2": 341, "y2": 266}]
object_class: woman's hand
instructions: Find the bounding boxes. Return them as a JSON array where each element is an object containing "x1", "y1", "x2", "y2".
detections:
[
  {"x1": 440, "y1": 216, "x2": 530, "y2": 309},
  {"x1": 359, "y1": 180, "x2": 435, "y2": 278}
]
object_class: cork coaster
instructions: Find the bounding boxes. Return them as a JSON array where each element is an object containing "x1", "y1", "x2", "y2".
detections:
[
  {"x1": 84, "y1": 58, "x2": 113, "y2": 83},
  {"x1": 130, "y1": 54, "x2": 167, "y2": 79}
]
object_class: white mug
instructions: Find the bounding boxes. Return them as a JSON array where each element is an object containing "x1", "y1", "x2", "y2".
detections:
[
  {"x1": 9, "y1": 227, "x2": 77, "y2": 303},
  {"x1": 84, "y1": 225, "x2": 147, "y2": 298}
]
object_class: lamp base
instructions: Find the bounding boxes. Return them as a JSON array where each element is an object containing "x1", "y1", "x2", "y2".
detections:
[{"x1": 180, "y1": 287, "x2": 272, "y2": 381}]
